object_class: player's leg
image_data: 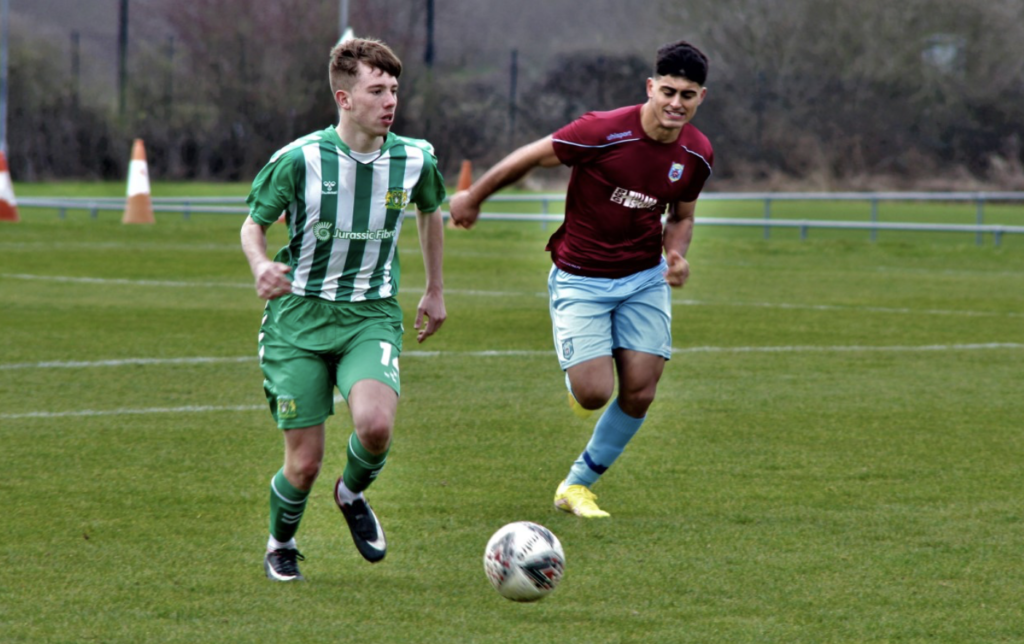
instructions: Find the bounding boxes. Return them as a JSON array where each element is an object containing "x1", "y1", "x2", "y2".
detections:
[
  {"x1": 549, "y1": 266, "x2": 620, "y2": 517},
  {"x1": 614, "y1": 349, "x2": 666, "y2": 417},
  {"x1": 549, "y1": 266, "x2": 616, "y2": 414},
  {"x1": 565, "y1": 356, "x2": 615, "y2": 411},
  {"x1": 341, "y1": 378, "x2": 397, "y2": 495},
  {"x1": 556, "y1": 263, "x2": 673, "y2": 517},
  {"x1": 259, "y1": 295, "x2": 336, "y2": 580},
  {"x1": 609, "y1": 259, "x2": 673, "y2": 419},
  {"x1": 562, "y1": 352, "x2": 656, "y2": 493},
  {"x1": 334, "y1": 334, "x2": 402, "y2": 563},
  {"x1": 265, "y1": 424, "x2": 324, "y2": 581}
]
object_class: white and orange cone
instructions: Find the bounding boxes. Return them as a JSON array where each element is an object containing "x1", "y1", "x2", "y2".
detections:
[
  {"x1": 122, "y1": 139, "x2": 155, "y2": 224},
  {"x1": 0, "y1": 150, "x2": 20, "y2": 223},
  {"x1": 446, "y1": 159, "x2": 473, "y2": 228}
]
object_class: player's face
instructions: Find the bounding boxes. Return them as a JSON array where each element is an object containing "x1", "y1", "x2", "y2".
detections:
[
  {"x1": 645, "y1": 74, "x2": 706, "y2": 133},
  {"x1": 338, "y1": 62, "x2": 399, "y2": 138}
]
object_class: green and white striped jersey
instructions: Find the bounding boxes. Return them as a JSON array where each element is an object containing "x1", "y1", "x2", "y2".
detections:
[{"x1": 247, "y1": 126, "x2": 446, "y2": 302}]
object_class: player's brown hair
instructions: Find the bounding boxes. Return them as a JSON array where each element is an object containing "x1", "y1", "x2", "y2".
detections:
[
  {"x1": 655, "y1": 41, "x2": 709, "y2": 85},
  {"x1": 329, "y1": 38, "x2": 403, "y2": 93}
]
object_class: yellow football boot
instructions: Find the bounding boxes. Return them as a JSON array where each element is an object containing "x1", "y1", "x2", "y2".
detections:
[{"x1": 553, "y1": 480, "x2": 610, "y2": 518}]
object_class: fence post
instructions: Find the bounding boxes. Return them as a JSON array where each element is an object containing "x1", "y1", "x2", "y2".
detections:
[
  {"x1": 870, "y1": 198, "x2": 879, "y2": 242},
  {"x1": 975, "y1": 195, "x2": 984, "y2": 246}
]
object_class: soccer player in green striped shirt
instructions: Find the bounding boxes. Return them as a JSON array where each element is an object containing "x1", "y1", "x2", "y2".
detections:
[{"x1": 241, "y1": 38, "x2": 447, "y2": 582}]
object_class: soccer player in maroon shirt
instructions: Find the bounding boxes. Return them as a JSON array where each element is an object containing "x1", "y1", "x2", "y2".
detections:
[{"x1": 449, "y1": 41, "x2": 713, "y2": 518}]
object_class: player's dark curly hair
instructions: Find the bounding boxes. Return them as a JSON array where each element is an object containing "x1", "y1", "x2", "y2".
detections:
[{"x1": 655, "y1": 41, "x2": 709, "y2": 85}]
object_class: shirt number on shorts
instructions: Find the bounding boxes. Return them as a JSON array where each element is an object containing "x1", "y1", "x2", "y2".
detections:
[{"x1": 379, "y1": 342, "x2": 400, "y2": 371}]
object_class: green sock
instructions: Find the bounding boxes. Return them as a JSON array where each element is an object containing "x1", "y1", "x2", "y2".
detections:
[
  {"x1": 268, "y1": 468, "x2": 309, "y2": 543},
  {"x1": 342, "y1": 432, "x2": 389, "y2": 494}
]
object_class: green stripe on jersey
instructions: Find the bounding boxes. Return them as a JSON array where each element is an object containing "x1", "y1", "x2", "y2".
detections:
[{"x1": 333, "y1": 162, "x2": 376, "y2": 302}]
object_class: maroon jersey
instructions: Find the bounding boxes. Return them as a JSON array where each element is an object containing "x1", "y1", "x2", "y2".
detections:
[{"x1": 549, "y1": 104, "x2": 713, "y2": 278}]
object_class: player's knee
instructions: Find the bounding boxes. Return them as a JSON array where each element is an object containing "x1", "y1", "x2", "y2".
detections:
[
  {"x1": 290, "y1": 457, "x2": 323, "y2": 488},
  {"x1": 619, "y1": 387, "x2": 656, "y2": 417},
  {"x1": 574, "y1": 384, "x2": 614, "y2": 410},
  {"x1": 355, "y1": 415, "x2": 394, "y2": 455}
]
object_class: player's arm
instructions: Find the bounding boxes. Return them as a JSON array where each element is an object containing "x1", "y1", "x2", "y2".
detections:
[
  {"x1": 240, "y1": 216, "x2": 292, "y2": 300},
  {"x1": 663, "y1": 199, "x2": 696, "y2": 288},
  {"x1": 448, "y1": 136, "x2": 561, "y2": 229},
  {"x1": 414, "y1": 208, "x2": 446, "y2": 343}
]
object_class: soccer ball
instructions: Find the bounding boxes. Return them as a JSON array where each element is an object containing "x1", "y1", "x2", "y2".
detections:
[{"x1": 483, "y1": 521, "x2": 565, "y2": 602}]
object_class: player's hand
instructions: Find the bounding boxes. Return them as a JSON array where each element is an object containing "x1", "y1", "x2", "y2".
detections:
[
  {"x1": 415, "y1": 291, "x2": 446, "y2": 343},
  {"x1": 254, "y1": 261, "x2": 292, "y2": 300},
  {"x1": 448, "y1": 191, "x2": 481, "y2": 229},
  {"x1": 664, "y1": 250, "x2": 690, "y2": 288}
]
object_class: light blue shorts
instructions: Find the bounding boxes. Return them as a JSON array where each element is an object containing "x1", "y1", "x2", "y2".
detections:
[{"x1": 548, "y1": 260, "x2": 673, "y2": 370}]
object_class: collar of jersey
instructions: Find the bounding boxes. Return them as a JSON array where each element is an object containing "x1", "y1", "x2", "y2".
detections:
[{"x1": 324, "y1": 126, "x2": 399, "y2": 162}]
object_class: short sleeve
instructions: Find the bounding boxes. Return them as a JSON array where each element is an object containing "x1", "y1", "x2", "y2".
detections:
[
  {"x1": 411, "y1": 154, "x2": 447, "y2": 214},
  {"x1": 551, "y1": 112, "x2": 604, "y2": 167},
  {"x1": 679, "y1": 144, "x2": 714, "y2": 202},
  {"x1": 246, "y1": 151, "x2": 300, "y2": 226}
]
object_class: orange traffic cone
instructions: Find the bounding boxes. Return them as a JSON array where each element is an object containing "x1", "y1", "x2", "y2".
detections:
[
  {"x1": 447, "y1": 159, "x2": 473, "y2": 228},
  {"x1": 122, "y1": 139, "x2": 155, "y2": 224},
  {"x1": 456, "y1": 159, "x2": 473, "y2": 192},
  {"x1": 0, "y1": 150, "x2": 19, "y2": 223}
]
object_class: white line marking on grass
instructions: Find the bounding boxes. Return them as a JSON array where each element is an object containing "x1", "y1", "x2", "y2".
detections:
[
  {"x1": 0, "y1": 356, "x2": 255, "y2": 370},
  {"x1": 1, "y1": 404, "x2": 266, "y2": 420},
  {"x1": 4, "y1": 343, "x2": 1021, "y2": 373},
  {"x1": 1, "y1": 273, "x2": 251, "y2": 289},
  {"x1": 5, "y1": 343, "x2": 1020, "y2": 420},
  {"x1": 672, "y1": 298, "x2": 1024, "y2": 319},
  {"x1": 675, "y1": 342, "x2": 1024, "y2": 354}
]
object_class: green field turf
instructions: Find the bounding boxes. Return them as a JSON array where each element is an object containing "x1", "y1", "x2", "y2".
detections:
[{"x1": 2, "y1": 193, "x2": 1024, "y2": 643}]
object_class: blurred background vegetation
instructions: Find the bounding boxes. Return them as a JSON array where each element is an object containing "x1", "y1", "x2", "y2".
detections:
[{"x1": 6, "y1": 0, "x2": 1024, "y2": 190}]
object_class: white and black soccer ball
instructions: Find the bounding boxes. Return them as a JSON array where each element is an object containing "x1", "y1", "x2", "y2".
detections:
[{"x1": 483, "y1": 521, "x2": 565, "y2": 602}]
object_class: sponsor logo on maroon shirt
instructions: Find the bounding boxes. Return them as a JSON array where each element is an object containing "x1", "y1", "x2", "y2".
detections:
[{"x1": 610, "y1": 187, "x2": 658, "y2": 210}]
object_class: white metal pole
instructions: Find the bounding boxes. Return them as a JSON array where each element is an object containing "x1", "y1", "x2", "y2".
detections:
[
  {"x1": 340, "y1": 0, "x2": 350, "y2": 39},
  {"x1": 0, "y1": 0, "x2": 9, "y2": 154}
]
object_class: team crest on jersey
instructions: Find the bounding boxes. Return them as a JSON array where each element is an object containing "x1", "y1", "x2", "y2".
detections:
[
  {"x1": 385, "y1": 188, "x2": 410, "y2": 210},
  {"x1": 277, "y1": 396, "x2": 298, "y2": 420},
  {"x1": 668, "y1": 162, "x2": 685, "y2": 182}
]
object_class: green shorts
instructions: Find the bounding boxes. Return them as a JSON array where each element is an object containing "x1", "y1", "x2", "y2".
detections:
[{"x1": 258, "y1": 294, "x2": 404, "y2": 429}]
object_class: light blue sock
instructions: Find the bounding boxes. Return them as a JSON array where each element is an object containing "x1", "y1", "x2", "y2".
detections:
[{"x1": 565, "y1": 398, "x2": 644, "y2": 487}]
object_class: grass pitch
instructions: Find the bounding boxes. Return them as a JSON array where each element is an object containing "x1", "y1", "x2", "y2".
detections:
[{"x1": 2, "y1": 188, "x2": 1023, "y2": 643}]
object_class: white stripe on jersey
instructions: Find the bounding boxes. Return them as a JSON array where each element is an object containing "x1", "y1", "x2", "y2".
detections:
[
  {"x1": 551, "y1": 137, "x2": 641, "y2": 149},
  {"x1": 681, "y1": 145, "x2": 713, "y2": 175},
  {"x1": 292, "y1": 144, "x2": 325, "y2": 297}
]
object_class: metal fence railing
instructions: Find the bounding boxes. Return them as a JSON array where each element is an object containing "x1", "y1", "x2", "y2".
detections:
[{"x1": 17, "y1": 191, "x2": 1024, "y2": 246}]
